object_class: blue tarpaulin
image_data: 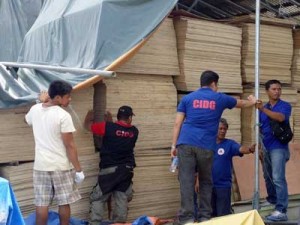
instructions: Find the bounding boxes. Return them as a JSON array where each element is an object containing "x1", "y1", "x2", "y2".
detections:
[
  {"x1": 0, "y1": 0, "x2": 177, "y2": 108},
  {"x1": 24, "y1": 211, "x2": 88, "y2": 225},
  {"x1": 0, "y1": 177, "x2": 25, "y2": 225}
]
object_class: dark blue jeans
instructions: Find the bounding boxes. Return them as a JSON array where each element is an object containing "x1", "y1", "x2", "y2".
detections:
[
  {"x1": 262, "y1": 148, "x2": 289, "y2": 213},
  {"x1": 211, "y1": 187, "x2": 232, "y2": 217},
  {"x1": 177, "y1": 145, "x2": 214, "y2": 223}
]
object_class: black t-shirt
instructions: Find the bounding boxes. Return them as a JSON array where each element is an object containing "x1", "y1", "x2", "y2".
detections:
[{"x1": 91, "y1": 121, "x2": 139, "y2": 168}]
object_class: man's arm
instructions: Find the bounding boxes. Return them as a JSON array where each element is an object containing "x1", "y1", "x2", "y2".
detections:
[
  {"x1": 62, "y1": 132, "x2": 82, "y2": 172},
  {"x1": 84, "y1": 110, "x2": 94, "y2": 131},
  {"x1": 171, "y1": 112, "x2": 185, "y2": 157},
  {"x1": 235, "y1": 95, "x2": 257, "y2": 108},
  {"x1": 256, "y1": 100, "x2": 285, "y2": 122}
]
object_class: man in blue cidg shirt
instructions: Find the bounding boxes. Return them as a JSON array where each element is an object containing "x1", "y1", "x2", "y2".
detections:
[{"x1": 171, "y1": 70, "x2": 257, "y2": 224}]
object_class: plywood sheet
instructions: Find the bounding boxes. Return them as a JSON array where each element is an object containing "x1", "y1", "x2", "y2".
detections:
[
  {"x1": 173, "y1": 17, "x2": 243, "y2": 93},
  {"x1": 116, "y1": 18, "x2": 180, "y2": 76}
]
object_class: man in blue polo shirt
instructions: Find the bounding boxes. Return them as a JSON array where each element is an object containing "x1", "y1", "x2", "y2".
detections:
[
  {"x1": 256, "y1": 79, "x2": 291, "y2": 222},
  {"x1": 211, "y1": 118, "x2": 255, "y2": 217},
  {"x1": 171, "y1": 70, "x2": 257, "y2": 224}
]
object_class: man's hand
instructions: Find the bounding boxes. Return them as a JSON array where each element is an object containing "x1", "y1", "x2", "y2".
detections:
[
  {"x1": 84, "y1": 110, "x2": 94, "y2": 131},
  {"x1": 256, "y1": 99, "x2": 264, "y2": 110},
  {"x1": 249, "y1": 144, "x2": 256, "y2": 153},
  {"x1": 247, "y1": 95, "x2": 257, "y2": 105},
  {"x1": 38, "y1": 90, "x2": 50, "y2": 103},
  {"x1": 104, "y1": 111, "x2": 113, "y2": 122},
  {"x1": 75, "y1": 171, "x2": 85, "y2": 184},
  {"x1": 240, "y1": 144, "x2": 256, "y2": 154},
  {"x1": 171, "y1": 145, "x2": 177, "y2": 157}
]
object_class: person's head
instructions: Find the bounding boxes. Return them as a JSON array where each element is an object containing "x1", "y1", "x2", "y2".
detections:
[
  {"x1": 265, "y1": 79, "x2": 282, "y2": 101},
  {"x1": 217, "y1": 118, "x2": 229, "y2": 141},
  {"x1": 200, "y1": 70, "x2": 219, "y2": 91},
  {"x1": 48, "y1": 80, "x2": 73, "y2": 107},
  {"x1": 117, "y1": 105, "x2": 135, "y2": 123}
]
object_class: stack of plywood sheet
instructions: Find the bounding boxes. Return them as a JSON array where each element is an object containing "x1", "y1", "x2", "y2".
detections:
[
  {"x1": 293, "y1": 94, "x2": 300, "y2": 143},
  {"x1": 128, "y1": 149, "x2": 179, "y2": 221},
  {"x1": 173, "y1": 17, "x2": 242, "y2": 93},
  {"x1": 1, "y1": 153, "x2": 99, "y2": 220},
  {"x1": 0, "y1": 106, "x2": 35, "y2": 163},
  {"x1": 94, "y1": 73, "x2": 177, "y2": 150},
  {"x1": 1, "y1": 150, "x2": 180, "y2": 221},
  {"x1": 178, "y1": 94, "x2": 242, "y2": 143},
  {"x1": 291, "y1": 29, "x2": 300, "y2": 90},
  {"x1": 241, "y1": 86, "x2": 297, "y2": 146},
  {"x1": 241, "y1": 24, "x2": 293, "y2": 84},
  {"x1": 0, "y1": 88, "x2": 94, "y2": 164},
  {"x1": 116, "y1": 18, "x2": 180, "y2": 76}
]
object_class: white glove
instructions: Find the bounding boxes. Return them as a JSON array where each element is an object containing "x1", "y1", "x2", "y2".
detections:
[{"x1": 75, "y1": 171, "x2": 85, "y2": 184}]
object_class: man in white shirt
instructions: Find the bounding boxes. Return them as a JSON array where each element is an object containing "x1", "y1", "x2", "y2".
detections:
[{"x1": 25, "y1": 80, "x2": 84, "y2": 225}]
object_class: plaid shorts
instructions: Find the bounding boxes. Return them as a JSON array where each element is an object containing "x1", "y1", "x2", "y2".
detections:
[{"x1": 33, "y1": 169, "x2": 81, "y2": 206}]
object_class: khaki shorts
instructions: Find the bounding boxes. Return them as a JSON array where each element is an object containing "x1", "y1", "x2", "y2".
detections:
[{"x1": 33, "y1": 169, "x2": 81, "y2": 206}]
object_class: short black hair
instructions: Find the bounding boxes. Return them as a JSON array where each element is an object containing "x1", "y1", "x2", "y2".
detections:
[
  {"x1": 200, "y1": 70, "x2": 219, "y2": 87},
  {"x1": 48, "y1": 80, "x2": 73, "y2": 99},
  {"x1": 220, "y1": 118, "x2": 229, "y2": 129},
  {"x1": 265, "y1": 80, "x2": 281, "y2": 90}
]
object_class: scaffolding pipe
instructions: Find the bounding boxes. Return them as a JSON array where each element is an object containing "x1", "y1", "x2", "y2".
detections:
[
  {"x1": 0, "y1": 62, "x2": 116, "y2": 77},
  {"x1": 253, "y1": 0, "x2": 261, "y2": 210}
]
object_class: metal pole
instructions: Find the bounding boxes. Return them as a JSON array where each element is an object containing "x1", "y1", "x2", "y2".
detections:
[
  {"x1": 0, "y1": 62, "x2": 116, "y2": 77},
  {"x1": 253, "y1": 0, "x2": 261, "y2": 210}
]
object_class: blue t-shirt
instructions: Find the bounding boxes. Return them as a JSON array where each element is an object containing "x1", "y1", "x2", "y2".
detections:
[
  {"x1": 259, "y1": 99, "x2": 291, "y2": 151},
  {"x1": 177, "y1": 88, "x2": 237, "y2": 150},
  {"x1": 212, "y1": 139, "x2": 242, "y2": 188}
]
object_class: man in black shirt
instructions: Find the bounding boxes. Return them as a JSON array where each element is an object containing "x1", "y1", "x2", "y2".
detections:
[{"x1": 84, "y1": 106, "x2": 139, "y2": 225}]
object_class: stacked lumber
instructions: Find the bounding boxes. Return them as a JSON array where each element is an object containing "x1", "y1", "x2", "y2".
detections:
[
  {"x1": 0, "y1": 153, "x2": 99, "y2": 220},
  {"x1": 221, "y1": 95, "x2": 242, "y2": 144},
  {"x1": 173, "y1": 17, "x2": 242, "y2": 93},
  {"x1": 241, "y1": 86, "x2": 297, "y2": 146},
  {"x1": 241, "y1": 24, "x2": 293, "y2": 84},
  {"x1": 0, "y1": 88, "x2": 94, "y2": 163},
  {"x1": 293, "y1": 94, "x2": 300, "y2": 143},
  {"x1": 291, "y1": 29, "x2": 300, "y2": 90},
  {"x1": 94, "y1": 73, "x2": 177, "y2": 150},
  {"x1": 0, "y1": 106, "x2": 35, "y2": 163},
  {"x1": 177, "y1": 94, "x2": 242, "y2": 143},
  {"x1": 1, "y1": 149, "x2": 180, "y2": 221},
  {"x1": 116, "y1": 18, "x2": 179, "y2": 76},
  {"x1": 128, "y1": 149, "x2": 179, "y2": 221}
]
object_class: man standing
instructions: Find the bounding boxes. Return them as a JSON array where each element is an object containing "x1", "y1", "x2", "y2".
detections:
[
  {"x1": 25, "y1": 80, "x2": 84, "y2": 225},
  {"x1": 84, "y1": 106, "x2": 139, "y2": 225},
  {"x1": 211, "y1": 118, "x2": 255, "y2": 217},
  {"x1": 256, "y1": 79, "x2": 291, "y2": 221},
  {"x1": 171, "y1": 70, "x2": 257, "y2": 223}
]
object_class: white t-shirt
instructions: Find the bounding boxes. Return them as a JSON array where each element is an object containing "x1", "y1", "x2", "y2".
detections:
[{"x1": 25, "y1": 104, "x2": 76, "y2": 171}]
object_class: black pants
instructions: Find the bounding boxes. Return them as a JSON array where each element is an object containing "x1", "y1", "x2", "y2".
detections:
[{"x1": 211, "y1": 187, "x2": 232, "y2": 217}]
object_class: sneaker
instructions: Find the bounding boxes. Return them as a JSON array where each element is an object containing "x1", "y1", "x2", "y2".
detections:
[
  {"x1": 260, "y1": 200, "x2": 275, "y2": 207},
  {"x1": 265, "y1": 210, "x2": 288, "y2": 221}
]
